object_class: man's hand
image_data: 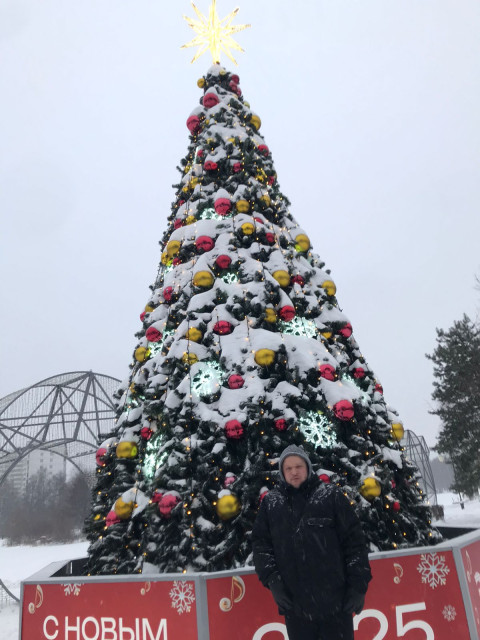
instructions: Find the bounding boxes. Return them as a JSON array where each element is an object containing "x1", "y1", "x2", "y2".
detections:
[
  {"x1": 342, "y1": 588, "x2": 365, "y2": 615},
  {"x1": 268, "y1": 575, "x2": 293, "y2": 611}
]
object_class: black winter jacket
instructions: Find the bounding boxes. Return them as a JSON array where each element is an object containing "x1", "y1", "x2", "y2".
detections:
[{"x1": 252, "y1": 474, "x2": 372, "y2": 620}]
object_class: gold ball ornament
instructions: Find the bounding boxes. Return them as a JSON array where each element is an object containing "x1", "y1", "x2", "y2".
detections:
[
  {"x1": 216, "y1": 494, "x2": 240, "y2": 520},
  {"x1": 185, "y1": 215, "x2": 196, "y2": 225},
  {"x1": 259, "y1": 194, "x2": 271, "y2": 207},
  {"x1": 94, "y1": 514, "x2": 101, "y2": 521},
  {"x1": 193, "y1": 271, "x2": 214, "y2": 288},
  {"x1": 254, "y1": 348, "x2": 276, "y2": 366},
  {"x1": 144, "y1": 304, "x2": 154, "y2": 313},
  {"x1": 183, "y1": 176, "x2": 200, "y2": 193},
  {"x1": 182, "y1": 352, "x2": 199, "y2": 365},
  {"x1": 186, "y1": 327, "x2": 203, "y2": 342},
  {"x1": 197, "y1": 77, "x2": 206, "y2": 88},
  {"x1": 273, "y1": 270, "x2": 291, "y2": 287},
  {"x1": 390, "y1": 422, "x2": 405, "y2": 441},
  {"x1": 294, "y1": 234, "x2": 310, "y2": 252},
  {"x1": 360, "y1": 477, "x2": 381, "y2": 500},
  {"x1": 135, "y1": 346, "x2": 150, "y2": 363},
  {"x1": 321, "y1": 330, "x2": 333, "y2": 339},
  {"x1": 114, "y1": 498, "x2": 134, "y2": 520},
  {"x1": 264, "y1": 308, "x2": 277, "y2": 323},
  {"x1": 116, "y1": 442, "x2": 138, "y2": 459},
  {"x1": 166, "y1": 240, "x2": 181, "y2": 257},
  {"x1": 322, "y1": 280, "x2": 337, "y2": 296},
  {"x1": 236, "y1": 199, "x2": 250, "y2": 213},
  {"x1": 241, "y1": 222, "x2": 255, "y2": 236},
  {"x1": 250, "y1": 114, "x2": 261, "y2": 131},
  {"x1": 161, "y1": 251, "x2": 172, "y2": 265}
]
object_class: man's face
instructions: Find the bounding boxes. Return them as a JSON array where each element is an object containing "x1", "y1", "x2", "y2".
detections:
[{"x1": 282, "y1": 455, "x2": 308, "y2": 488}]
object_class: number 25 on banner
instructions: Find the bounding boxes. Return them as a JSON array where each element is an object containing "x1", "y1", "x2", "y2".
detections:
[{"x1": 354, "y1": 602, "x2": 434, "y2": 640}]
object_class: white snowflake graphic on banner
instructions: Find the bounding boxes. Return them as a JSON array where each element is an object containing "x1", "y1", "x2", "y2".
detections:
[
  {"x1": 417, "y1": 553, "x2": 450, "y2": 588},
  {"x1": 63, "y1": 584, "x2": 82, "y2": 596},
  {"x1": 442, "y1": 605, "x2": 457, "y2": 622},
  {"x1": 169, "y1": 581, "x2": 195, "y2": 614}
]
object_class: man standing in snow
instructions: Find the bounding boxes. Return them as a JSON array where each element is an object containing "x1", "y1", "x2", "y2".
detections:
[{"x1": 252, "y1": 444, "x2": 372, "y2": 640}]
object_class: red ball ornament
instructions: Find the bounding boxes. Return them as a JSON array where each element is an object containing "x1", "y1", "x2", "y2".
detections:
[
  {"x1": 391, "y1": 480, "x2": 396, "y2": 489},
  {"x1": 213, "y1": 321, "x2": 233, "y2": 335},
  {"x1": 268, "y1": 175, "x2": 275, "y2": 186},
  {"x1": 196, "y1": 149, "x2": 204, "y2": 158},
  {"x1": 186, "y1": 115, "x2": 201, "y2": 134},
  {"x1": 140, "y1": 427, "x2": 153, "y2": 440},
  {"x1": 158, "y1": 494, "x2": 180, "y2": 518},
  {"x1": 195, "y1": 236, "x2": 215, "y2": 253},
  {"x1": 233, "y1": 162, "x2": 242, "y2": 173},
  {"x1": 375, "y1": 383, "x2": 384, "y2": 394},
  {"x1": 204, "y1": 160, "x2": 218, "y2": 171},
  {"x1": 231, "y1": 74, "x2": 240, "y2": 84},
  {"x1": 163, "y1": 286, "x2": 174, "y2": 303},
  {"x1": 318, "y1": 473, "x2": 331, "y2": 484},
  {"x1": 228, "y1": 374, "x2": 244, "y2": 389},
  {"x1": 338, "y1": 323, "x2": 353, "y2": 338},
  {"x1": 214, "y1": 197, "x2": 232, "y2": 216},
  {"x1": 225, "y1": 420, "x2": 244, "y2": 439},
  {"x1": 279, "y1": 305, "x2": 296, "y2": 322},
  {"x1": 254, "y1": 217, "x2": 263, "y2": 224},
  {"x1": 152, "y1": 490, "x2": 163, "y2": 504},
  {"x1": 229, "y1": 80, "x2": 238, "y2": 92},
  {"x1": 172, "y1": 257, "x2": 182, "y2": 266},
  {"x1": 96, "y1": 447, "x2": 107, "y2": 467},
  {"x1": 235, "y1": 86, "x2": 242, "y2": 96},
  {"x1": 173, "y1": 219, "x2": 183, "y2": 229},
  {"x1": 140, "y1": 311, "x2": 146, "y2": 322},
  {"x1": 224, "y1": 474, "x2": 236, "y2": 487},
  {"x1": 319, "y1": 364, "x2": 336, "y2": 381},
  {"x1": 353, "y1": 367, "x2": 365, "y2": 379},
  {"x1": 333, "y1": 400, "x2": 354, "y2": 421},
  {"x1": 106, "y1": 511, "x2": 121, "y2": 527},
  {"x1": 215, "y1": 254, "x2": 232, "y2": 269},
  {"x1": 259, "y1": 488, "x2": 269, "y2": 502},
  {"x1": 291, "y1": 274, "x2": 305, "y2": 287},
  {"x1": 258, "y1": 144, "x2": 270, "y2": 156},
  {"x1": 392, "y1": 501, "x2": 401, "y2": 512},
  {"x1": 145, "y1": 327, "x2": 162, "y2": 343},
  {"x1": 203, "y1": 92, "x2": 220, "y2": 109},
  {"x1": 274, "y1": 418, "x2": 287, "y2": 432},
  {"x1": 265, "y1": 233, "x2": 275, "y2": 244}
]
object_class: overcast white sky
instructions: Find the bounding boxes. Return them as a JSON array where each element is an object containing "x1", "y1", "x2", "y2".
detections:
[{"x1": 1, "y1": 0, "x2": 479, "y2": 448}]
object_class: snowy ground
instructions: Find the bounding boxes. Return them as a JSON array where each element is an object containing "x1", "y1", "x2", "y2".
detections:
[{"x1": 1, "y1": 492, "x2": 479, "y2": 639}]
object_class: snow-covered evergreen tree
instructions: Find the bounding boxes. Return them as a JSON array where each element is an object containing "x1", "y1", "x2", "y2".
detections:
[
  {"x1": 427, "y1": 314, "x2": 480, "y2": 497},
  {"x1": 84, "y1": 65, "x2": 440, "y2": 576}
]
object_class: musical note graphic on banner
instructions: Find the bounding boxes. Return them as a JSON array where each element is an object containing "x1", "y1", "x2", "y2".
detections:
[
  {"x1": 28, "y1": 585, "x2": 43, "y2": 614},
  {"x1": 393, "y1": 563, "x2": 404, "y2": 584},
  {"x1": 219, "y1": 575, "x2": 246, "y2": 611}
]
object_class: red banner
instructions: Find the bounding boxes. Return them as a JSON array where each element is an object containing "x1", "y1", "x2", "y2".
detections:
[
  {"x1": 21, "y1": 548, "x2": 474, "y2": 639},
  {"x1": 22, "y1": 579, "x2": 198, "y2": 640},
  {"x1": 461, "y1": 538, "x2": 480, "y2": 637},
  {"x1": 206, "y1": 551, "x2": 470, "y2": 640}
]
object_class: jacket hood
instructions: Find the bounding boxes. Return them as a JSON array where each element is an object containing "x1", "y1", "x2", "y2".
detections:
[{"x1": 278, "y1": 444, "x2": 313, "y2": 483}]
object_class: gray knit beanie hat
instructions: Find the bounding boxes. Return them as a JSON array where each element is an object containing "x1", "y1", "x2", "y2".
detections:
[{"x1": 278, "y1": 444, "x2": 313, "y2": 483}]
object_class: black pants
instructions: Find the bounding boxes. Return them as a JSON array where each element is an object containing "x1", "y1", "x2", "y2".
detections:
[{"x1": 285, "y1": 611, "x2": 354, "y2": 640}]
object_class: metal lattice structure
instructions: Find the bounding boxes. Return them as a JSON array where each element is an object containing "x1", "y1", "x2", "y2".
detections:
[
  {"x1": 0, "y1": 371, "x2": 120, "y2": 487},
  {"x1": 404, "y1": 429, "x2": 438, "y2": 506}
]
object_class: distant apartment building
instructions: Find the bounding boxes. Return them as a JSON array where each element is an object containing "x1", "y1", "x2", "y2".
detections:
[{"x1": 8, "y1": 449, "x2": 66, "y2": 495}]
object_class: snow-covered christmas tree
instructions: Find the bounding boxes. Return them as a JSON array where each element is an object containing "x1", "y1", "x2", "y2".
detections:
[{"x1": 84, "y1": 2, "x2": 440, "y2": 576}]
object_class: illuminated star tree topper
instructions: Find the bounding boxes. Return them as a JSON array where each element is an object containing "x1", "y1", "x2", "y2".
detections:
[{"x1": 182, "y1": 0, "x2": 251, "y2": 65}]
